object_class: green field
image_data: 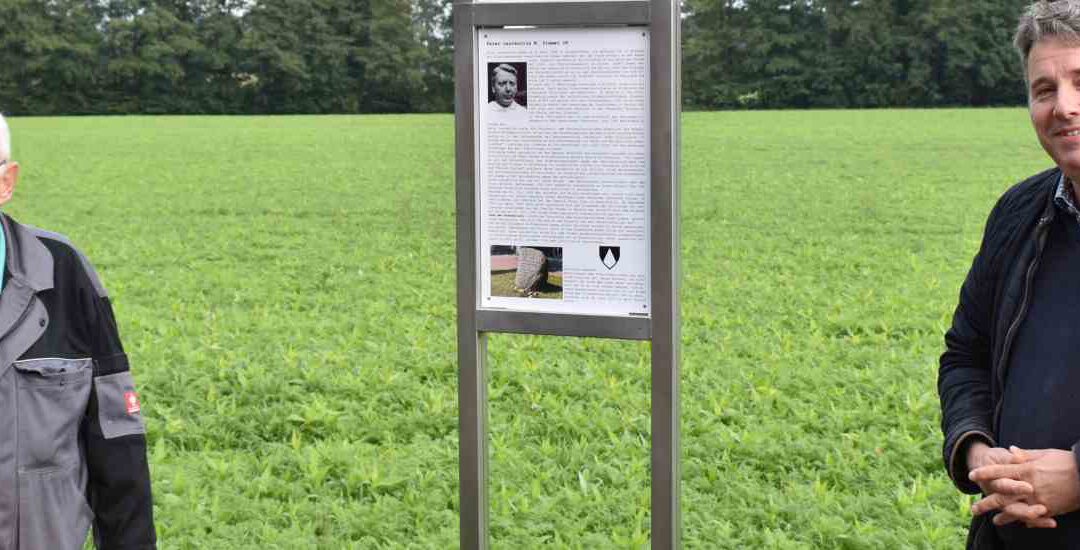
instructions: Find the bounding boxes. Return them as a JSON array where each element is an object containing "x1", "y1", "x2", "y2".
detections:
[{"x1": 8, "y1": 110, "x2": 1051, "y2": 548}]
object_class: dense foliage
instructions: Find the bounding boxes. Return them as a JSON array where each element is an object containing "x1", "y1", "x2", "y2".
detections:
[
  {"x1": 0, "y1": 0, "x2": 453, "y2": 114},
  {"x1": 0, "y1": 0, "x2": 1031, "y2": 114},
  {"x1": 683, "y1": 0, "x2": 1028, "y2": 109}
]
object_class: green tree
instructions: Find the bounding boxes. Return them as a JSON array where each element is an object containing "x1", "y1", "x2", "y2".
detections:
[
  {"x1": 0, "y1": 0, "x2": 104, "y2": 115},
  {"x1": 101, "y1": 0, "x2": 201, "y2": 113},
  {"x1": 411, "y1": 0, "x2": 453, "y2": 112},
  {"x1": 173, "y1": 0, "x2": 248, "y2": 113},
  {"x1": 358, "y1": 0, "x2": 427, "y2": 112},
  {"x1": 240, "y1": 0, "x2": 369, "y2": 113}
]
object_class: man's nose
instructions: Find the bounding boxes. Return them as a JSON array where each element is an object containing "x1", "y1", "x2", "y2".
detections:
[{"x1": 1056, "y1": 86, "x2": 1080, "y2": 119}]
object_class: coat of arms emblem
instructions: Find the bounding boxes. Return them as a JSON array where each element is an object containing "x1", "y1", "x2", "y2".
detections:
[{"x1": 599, "y1": 246, "x2": 620, "y2": 270}]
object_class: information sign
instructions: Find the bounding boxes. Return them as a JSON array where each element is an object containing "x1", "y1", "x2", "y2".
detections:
[
  {"x1": 477, "y1": 28, "x2": 651, "y2": 317},
  {"x1": 454, "y1": 0, "x2": 680, "y2": 547}
]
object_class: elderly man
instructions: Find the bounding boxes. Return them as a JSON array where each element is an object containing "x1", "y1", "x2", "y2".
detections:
[
  {"x1": 0, "y1": 115, "x2": 155, "y2": 549},
  {"x1": 487, "y1": 63, "x2": 527, "y2": 119},
  {"x1": 940, "y1": 1, "x2": 1080, "y2": 547}
]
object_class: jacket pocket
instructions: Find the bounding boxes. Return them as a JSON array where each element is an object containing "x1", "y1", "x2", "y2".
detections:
[
  {"x1": 93, "y1": 370, "x2": 146, "y2": 439},
  {"x1": 18, "y1": 461, "x2": 92, "y2": 550},
  {"x1": 13, "y1": 358, "x2": 93, "y2": 472}
]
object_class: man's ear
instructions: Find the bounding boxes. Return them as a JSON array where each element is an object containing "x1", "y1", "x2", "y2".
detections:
[{"x1": 0, "y1": 162, "x2": 19, "y2": 206}]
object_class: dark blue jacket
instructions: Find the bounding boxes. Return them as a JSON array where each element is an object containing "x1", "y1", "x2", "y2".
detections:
[{"x1": 939, "y1": 166, "x2": 1062, "y2": 549}]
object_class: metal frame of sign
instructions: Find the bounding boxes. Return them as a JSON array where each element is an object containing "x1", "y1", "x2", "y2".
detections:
[{"x1": 454, "y1": 0, "x2": 680, "y2": 547}]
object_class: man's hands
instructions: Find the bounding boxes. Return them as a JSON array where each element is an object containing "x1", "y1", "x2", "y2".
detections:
[
  {"x1": 966, "y1": 443, "x2": 1048, "y2": 528},
  {"x1": 968, "y1": 443, "x2": 1080, "y2": 528}
]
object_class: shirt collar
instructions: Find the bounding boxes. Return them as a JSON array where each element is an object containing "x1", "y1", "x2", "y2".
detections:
[{"x1": 1053, "y1": 173, "x2": 1080, "y2": 224}]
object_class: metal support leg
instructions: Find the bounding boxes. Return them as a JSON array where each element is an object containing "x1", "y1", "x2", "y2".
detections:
[
  {"x1": 651, "y1": 333, "x2": 680, "y2": 549},
  {"x1": 454, "y1": 4, "x2": 488, "y2": 547},
  {"x1": 459, "y1": 330, "x2": 489, "y2": 550},
  {"x1": 650, "y1": 0, "x2": 681, "y2": 543}
]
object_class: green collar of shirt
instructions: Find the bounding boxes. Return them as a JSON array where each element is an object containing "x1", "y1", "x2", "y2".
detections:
[{"x1": 0, "y1": 216, "x2": 7, "y2": 293}]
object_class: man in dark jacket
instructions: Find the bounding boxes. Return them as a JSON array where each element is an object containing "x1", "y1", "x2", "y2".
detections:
[
  {"x1": 941, "y1": 1, "x2": 1080, "y2": 547},
  {"x1": 0, "y1": 114, "x2": 156, "y2": 549}
]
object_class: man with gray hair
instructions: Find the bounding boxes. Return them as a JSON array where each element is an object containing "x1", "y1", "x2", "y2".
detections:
[
  {"x1": 940, "y1": 1, "x2": 1080, "y2": 547},
  {"x1": 0, "y1": 114, "x2": 156, "y2": 548},
  {"x1": 487, "y1": 63, "x2": 527, "y2": 121}
]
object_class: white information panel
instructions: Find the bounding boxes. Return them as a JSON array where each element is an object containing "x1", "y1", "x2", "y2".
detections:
[{"x1": 477, "y1": 27, "x2": 650, "y2": 317}]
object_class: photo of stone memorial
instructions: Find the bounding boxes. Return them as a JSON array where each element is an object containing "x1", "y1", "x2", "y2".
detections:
[{"x1": 490, "y1": 245, "x2": 562, "y2": 299}]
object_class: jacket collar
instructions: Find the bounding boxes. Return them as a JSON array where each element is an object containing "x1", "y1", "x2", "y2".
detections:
[
  {"x1": 1037, "y1": 170, "x2": 1062, "y2": 226},
  {"x1": 0, "y1": 214, "x2": 53, "y2": 293}
]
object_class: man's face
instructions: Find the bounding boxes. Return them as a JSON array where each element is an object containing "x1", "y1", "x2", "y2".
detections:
[
  {"x1": 492, "y1": 70, "x2": 517, "y2": 107},
  {"x1": 1028, "y1": 39, "x2": 1080, "y2": 181}
]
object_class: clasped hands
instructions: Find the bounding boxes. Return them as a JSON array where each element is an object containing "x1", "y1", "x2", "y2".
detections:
[{"x1": 967, "y1": 441, "x2": 1080, "y2": 528}]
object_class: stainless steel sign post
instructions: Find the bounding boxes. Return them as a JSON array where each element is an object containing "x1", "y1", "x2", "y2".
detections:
[{"x1": 454, "y1": 0, "x2": 679, "y2": 546}]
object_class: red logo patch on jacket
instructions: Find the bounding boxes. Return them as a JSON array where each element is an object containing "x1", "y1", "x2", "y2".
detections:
[{"x1": 124, "y1": 391, "x2": 141, "y2": 415}]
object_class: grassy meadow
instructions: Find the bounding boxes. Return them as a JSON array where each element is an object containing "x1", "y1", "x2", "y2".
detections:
[{"x1": 8, "y1": 110, "x2": 1051, "y2": 548}]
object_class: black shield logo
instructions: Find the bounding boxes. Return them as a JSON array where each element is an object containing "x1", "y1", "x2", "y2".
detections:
[{"x1": 599, "y1": 246, "x2": 620, "y2": 270}]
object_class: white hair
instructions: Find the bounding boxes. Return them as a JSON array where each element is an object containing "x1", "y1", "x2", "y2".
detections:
[{"x1": 0, "y1": 114, "x2": 9, "y2": 162}]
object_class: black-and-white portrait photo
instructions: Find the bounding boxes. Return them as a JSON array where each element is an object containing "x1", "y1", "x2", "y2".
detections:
[{"x1": 486, "y1": 62, "x2": 528, "y2": 121}]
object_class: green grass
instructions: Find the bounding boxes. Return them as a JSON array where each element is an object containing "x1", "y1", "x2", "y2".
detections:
[
  {"x1": 6, "y1": 109, "x2": 1051, "y2": 548},
  {"x1": 490, "y1": 270, "x2": 564, "y2": 299}
]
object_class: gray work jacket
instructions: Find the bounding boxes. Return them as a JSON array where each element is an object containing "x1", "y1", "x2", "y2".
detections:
[{"x1": 0, "y1": 214, "x2": 155, "y2": 549}]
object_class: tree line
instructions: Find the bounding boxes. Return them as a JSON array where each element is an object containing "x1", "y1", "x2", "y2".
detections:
[
  {"x1": 0, "y1": 0, "x2": 454, "y2": 115},
  {"x1": 0, "y1": 0, "x2": 1030, "y2": 115},
  {"x1": 683, "y1": 0, "x2": 1028, "y2": 109}
]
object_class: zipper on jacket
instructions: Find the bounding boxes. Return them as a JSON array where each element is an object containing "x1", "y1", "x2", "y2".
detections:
[
  {"x1": 8, "y1": 293, "x2": 33, "y2": 550},
  {"x1": 993, "y1": 215, "x2": 1052, "y2": 430}
]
